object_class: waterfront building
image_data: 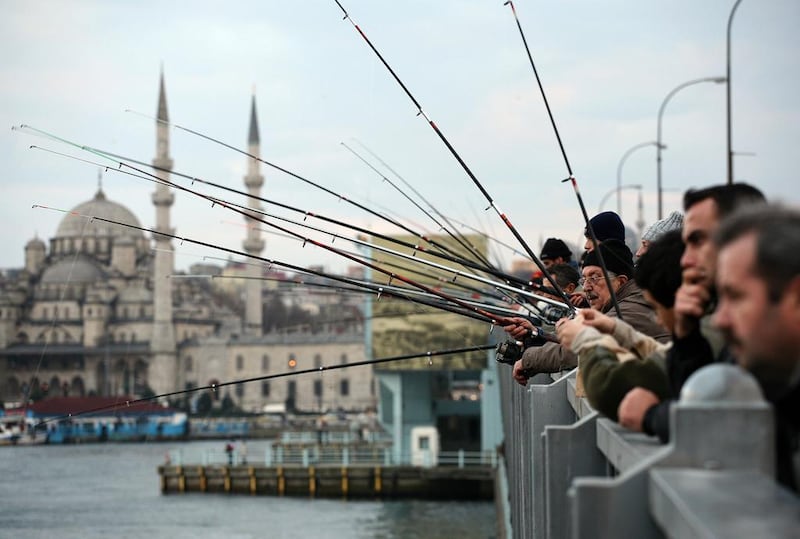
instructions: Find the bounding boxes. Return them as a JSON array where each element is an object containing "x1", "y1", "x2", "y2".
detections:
[{"x1": 0, "y1": 74, "x2": 374, "y2": 415}]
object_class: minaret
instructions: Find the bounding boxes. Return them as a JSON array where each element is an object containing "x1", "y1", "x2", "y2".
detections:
[
  {"x1": 150, "y1": 69, "x2": 178, "y2": 395},
  {"x1": 243, "y1": 92, "x2": 266, "y2": 336}
]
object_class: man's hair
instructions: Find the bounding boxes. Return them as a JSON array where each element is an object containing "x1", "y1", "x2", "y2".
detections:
[
  {"x1": 715, "y1": 204, "x2": 800, "y2": 303},
  {"x1": 683, "y1": 183, "x2": 765, "y2": 217},
  {"x1": 634, "y1": 230, "x2": 684, "y2": 308},
  {"x1": 549, "y1": 263, "x2": 580, "y2": 289}
]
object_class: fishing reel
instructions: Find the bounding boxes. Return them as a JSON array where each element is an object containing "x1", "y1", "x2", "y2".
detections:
[
  {"x1": 495, "y1": 328, "x2": 549, "y2": 366},
  {"x1": 539, "y1": 303, "x2": 573, "y2": 325}
]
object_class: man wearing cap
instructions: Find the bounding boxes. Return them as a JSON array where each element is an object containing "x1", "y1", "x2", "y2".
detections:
[
  {"x1": 636, "y1": 210, "x2": 684, "y2": 257},
  {"x1": 584, "y1": 211, "x2": 625, "y2": 252},
  {"x1": 510, "y1": 239, "x2": 669, "y2": 386},
  {"x1": 540, "y1": 238, "x2": 574, "y2": 269}
]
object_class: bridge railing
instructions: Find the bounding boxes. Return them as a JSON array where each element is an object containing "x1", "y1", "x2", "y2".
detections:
[{"x1": 497, "y1": 363, "x2": 799, "y2": 538}]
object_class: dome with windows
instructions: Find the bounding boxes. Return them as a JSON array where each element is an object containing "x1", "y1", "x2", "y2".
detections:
[
  {"x1": 41, "y1": 257, "x2": 107, "y2": 284},
  {"x1": 55, "y1": 188, "x2": 143, "y2": 240}
]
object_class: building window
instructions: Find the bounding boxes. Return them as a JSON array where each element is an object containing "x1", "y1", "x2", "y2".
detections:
[
  {"x1": 340, "y1": 353, "x2": 348, "y2": 365},
  {"x1": 314, "y1": 354, "x2": 322, "y2": 369},
  {"x1": 261, "y1": 382, "x2": 270, "y2": 397},
  {"x1": 313, "y1": 380, "x2": 322, "y2": 397},
  {"x1": 262, "y1": 355, "x2": 270, "y2": 371},
  {"x1": 340, "y1": 379, "x2": 349, "y2": 397},
  {"x1": 185, "y1": 356, "x2": 193, "y2": 372},
  {"x1": 236, "y1": 355, "x2": 244, "y2": 371},
  {"x1": 235, "y1": 384, "x2": 244, "y2": 397},
  {"x1": 288, "y1": 353, "x2": 297, "y2": 369}
]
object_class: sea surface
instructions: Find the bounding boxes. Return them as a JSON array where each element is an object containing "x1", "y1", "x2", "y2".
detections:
[{"x1": 0, "y1": 440, "x2": 496, "y2": 539}]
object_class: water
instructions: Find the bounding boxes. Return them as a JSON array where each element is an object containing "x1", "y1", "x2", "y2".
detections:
[{"x1": 0, "y1": 441, "x2": 496, "y2": 539}]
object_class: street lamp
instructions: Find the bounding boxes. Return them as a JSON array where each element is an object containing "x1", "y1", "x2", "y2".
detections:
[
  {"x1": 656, "y1": 76, "x2": 727, "y2": 219},
  {"x1": 616, "y1": 141, "x2": 659, "y2": 217},
  {"x1": 727, "y1": 0, "x2": 745, "y2": 185},
  {"x1": 599, "y1": 184, "x2": 642, "y2": 214}
]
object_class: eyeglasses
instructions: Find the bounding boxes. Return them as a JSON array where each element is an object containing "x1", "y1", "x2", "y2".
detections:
[{"x1": 578, "y1": 274, "x2": 616, "y2": 287}]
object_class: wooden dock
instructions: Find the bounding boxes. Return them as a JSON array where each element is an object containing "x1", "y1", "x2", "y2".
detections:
[{"x1": 158, "y1": 464, "x2": 494, "y2": 500}]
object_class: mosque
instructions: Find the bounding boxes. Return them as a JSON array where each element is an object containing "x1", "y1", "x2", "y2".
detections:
[{"x1": 0, "y1": 74, "x2": 375, "y2": 414}]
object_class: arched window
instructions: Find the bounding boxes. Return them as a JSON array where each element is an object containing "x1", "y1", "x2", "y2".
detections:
[
  {"x1": 236, "y1": 355, "x2": 244, "y2": 371},
  {"x1": 185, "y1": 356, "x2": 193, "y2": 372},
  {"x1": 314, "y1": 354, "x2": 322, "y2": 369},
  {"x1": 261, "y1": 355, "x2": 270, "y2": 371},
  {"x1": 340, "y1": 353, "x2": 348, "y2": 365}
]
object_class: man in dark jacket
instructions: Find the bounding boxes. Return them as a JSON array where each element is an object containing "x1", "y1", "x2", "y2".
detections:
[
  {"x1": 618, "y1": 183, "x2": 765, "y2": 438},
  {"x1": 712, "y1": 205, "x2": 800, "y2": 492},
  {"x1": 509, "y1": 240, "x2": 669, "y2": 385}
]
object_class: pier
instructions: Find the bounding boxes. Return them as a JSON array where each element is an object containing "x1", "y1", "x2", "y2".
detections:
[{"x1": 158, "y1": 447, "x2": 495, "y2": 500}]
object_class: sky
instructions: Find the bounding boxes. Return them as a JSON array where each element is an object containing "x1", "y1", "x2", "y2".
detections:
[{"x1": 1, "y1": 0, "x2": 798, "y2": 276}]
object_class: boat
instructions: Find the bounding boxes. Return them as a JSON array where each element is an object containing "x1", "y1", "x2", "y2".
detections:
[
  {"x1": 0, "y1": 413, "x2": 46, "y2": 445},
  {"x1": 2, "y1": 396, "x2": 188, "y2": 444}
]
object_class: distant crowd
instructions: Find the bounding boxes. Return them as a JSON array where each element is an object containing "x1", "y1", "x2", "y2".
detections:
[{"x1": 502, "y1": 183, "x2": 799, "y2": 494}]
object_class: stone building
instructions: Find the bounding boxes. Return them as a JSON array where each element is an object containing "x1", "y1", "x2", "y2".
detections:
[{"x1": 0, "y1": 74, "x2": 374, "y2": 414}]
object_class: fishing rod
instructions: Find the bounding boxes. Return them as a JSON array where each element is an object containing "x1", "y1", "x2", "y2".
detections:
[
  {"x1": 27, "y1": 139, "x2": 516, "y2": 285},
  {"x1": 341, "y1": 141, "x2": 494, "y2": 270},
  {"x1": 123, "y1": 111, "x2": 493, "y2": 272},
  {"x1": 235, "y1": 207, "x2": 570, "y2": 312},
  {"x1": 32, "y1": 344, "x2": 496, "y2": 427},
  {"x1": 503, "y1": 0, "x2": 622, "y2": 318},
  {"x1": 27, "y1": 134, "x2": 567, "y2": 319},
  {"x1": 226, "y1": 216, "x2": 548, "y2": 309},
  {"x1": 28, "y1": 138, "x2": 554, "y2": 309},
  {"x1": 222, "y1": 218, "x2": 506, "y2": 302},
  {"x1": 332, "y1": 0, "x2": 574, "y2": 312},
  {"x1": 33, "y1": 201, "x2": 526, "y2": 330},
  {"x1": 352, "y1": 137, "x2": 500, "y2": 272}
]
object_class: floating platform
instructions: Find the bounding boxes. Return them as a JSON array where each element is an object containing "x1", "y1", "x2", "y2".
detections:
[{"x1": 158, "y1": 464, "x2": 494, "y2": 500}]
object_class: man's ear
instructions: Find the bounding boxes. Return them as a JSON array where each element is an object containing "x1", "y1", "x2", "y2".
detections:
[
  {"x1": 780, "y1": 276, "x2": 800, "y2": 328},
  {"x1": 615, "y1": 274, "x2": 629, "y2": 286}
]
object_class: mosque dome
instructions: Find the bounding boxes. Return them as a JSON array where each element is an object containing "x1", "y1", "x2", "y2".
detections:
[
  {"x1": 41, "y1": 257, "x2": 107, "y2": 284},
  {"x1": 55, "y1": 188, "x2": 143, "y2": 241}
]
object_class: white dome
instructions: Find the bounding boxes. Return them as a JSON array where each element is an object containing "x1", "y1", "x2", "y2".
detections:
[{"x1": 55, "y1": 189, "x2": 143, "y2": 241}]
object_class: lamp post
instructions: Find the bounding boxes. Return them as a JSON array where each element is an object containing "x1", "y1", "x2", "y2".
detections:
[
  {"x1": 727, "y1": 0, "x2": 744, "y2": 185},
  {"x1": 656, "y1": 76, "x2": 727, "y2": 219},
  {"x1": 599, "y1": 184, "x2": 642, "y2": 214},
  {"x1": 616, "y1": 141, "x2": 659, "y2": 217}
]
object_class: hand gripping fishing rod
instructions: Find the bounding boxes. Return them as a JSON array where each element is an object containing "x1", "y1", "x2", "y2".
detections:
[
  {"x1": 31, "y1": 344, "x2": 495, "y2": 427},
  {"x1": 332, "y1": 0, "x2": 575, "y2": 313},
  {"x1": 503, "y1": 0, "x2": 622, "y2": 319}
]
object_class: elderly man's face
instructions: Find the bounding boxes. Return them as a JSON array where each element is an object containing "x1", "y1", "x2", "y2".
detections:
[
  {"x1": 581, "y1": 265, "x2": 621, "y2": 310},
  {"x1": 714, "y1": 233, "x2": 800, "y2": 379}
]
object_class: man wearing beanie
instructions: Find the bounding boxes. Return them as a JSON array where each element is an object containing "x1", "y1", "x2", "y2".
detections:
[
  {"x1": 636, "y1": 210, "x2": 683, "y2": 257},
  {"x1": 510, "y1": 239, "x2": 669, "y2": 386},
  {"x1": 584, "y1": 211, "x2": 625, "y2": 252},
  {"x1": 540, "y1": 238, "x2": 574, "y2": 269}
]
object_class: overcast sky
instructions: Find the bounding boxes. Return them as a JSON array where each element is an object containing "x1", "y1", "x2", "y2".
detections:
[{"x1": 2, "y1": 0, "x2": 798, "y2": 275}]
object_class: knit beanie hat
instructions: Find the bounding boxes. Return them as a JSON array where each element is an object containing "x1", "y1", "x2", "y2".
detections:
[
  {"x1": 540, "y1": 238, "x2": 572, "y2": 261},
  {"x1": 582, "y1": 239, "x2": 634, "y2": 277},
  {"x1": 584, "y1": 211, "x2": 625, "y2": 242},
  {"x1": 641, "y1": 211, "x2": 684, "y2": 242}
]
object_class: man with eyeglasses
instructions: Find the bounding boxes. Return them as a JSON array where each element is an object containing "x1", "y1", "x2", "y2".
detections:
[{"x1": 510, "y1": 239, "x2": 668, "y2": 386}]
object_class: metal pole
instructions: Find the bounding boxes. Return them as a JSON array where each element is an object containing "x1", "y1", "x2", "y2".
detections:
[
  {"x1": 727, "y1": 0, "x2": 744, "y2": 185},
  {"x1": 600, "y1": 184, "x2": 642, "y2": 214},
  {"x1": 657, "y1": 76, "x2": 727, "y2": 219},
  {"x1": 616, "y1": 141, "x2": 658, "y2": 217}
]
